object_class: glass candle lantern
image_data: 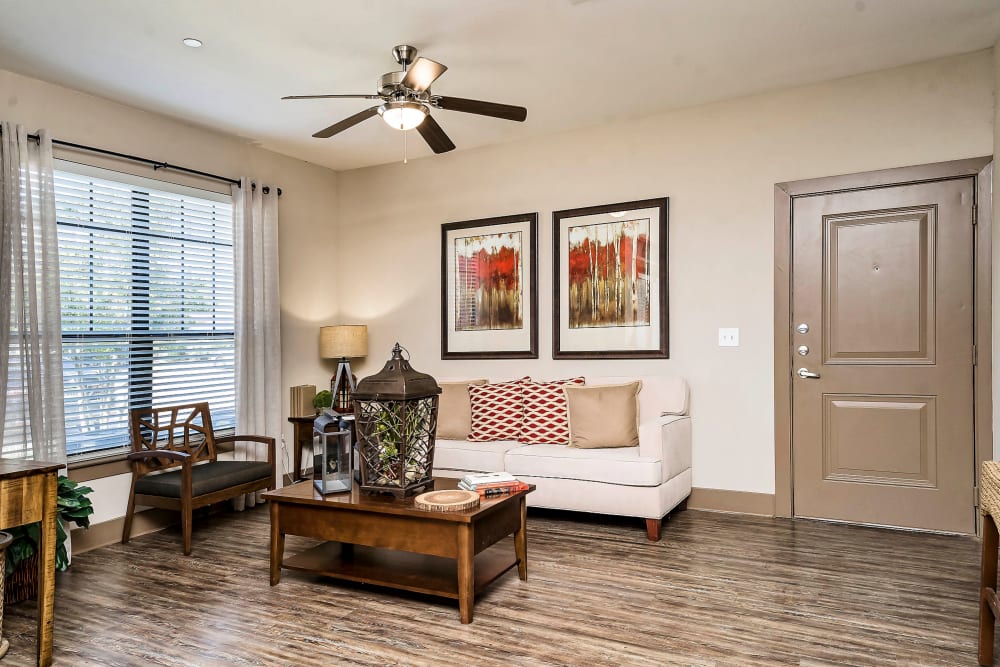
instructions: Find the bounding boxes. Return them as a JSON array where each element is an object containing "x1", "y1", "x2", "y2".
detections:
[
  {"x1": 313, "y1": 413, "x2": 353, "y2": 494},
  {"x1": 353, "y1": 343, "x2": 441, "y2": 498}
]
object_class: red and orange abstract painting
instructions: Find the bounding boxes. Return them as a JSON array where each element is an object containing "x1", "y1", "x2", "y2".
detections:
[
  {"x1": 454, "y1": 231, "x2": 523, "y2": 331},
  {"x1": 567, "y1": 218, "x2": 650, "y2": 329}
]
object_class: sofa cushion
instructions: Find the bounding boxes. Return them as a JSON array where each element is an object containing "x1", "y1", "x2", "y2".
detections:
[
  {"x1": 504, "y1": 444, "x2": 662, "y2": 487},
  {"x1": 565, "y1": 381, "x2": 642, "y2": 448},
  {"x1": 519, "y1": 377, "x2": 585, "y2": 445},
  {"x1": 437, "y1": 379, "x2": 488, "y2": 440},
  {"x1": 469, "y1": 379, "x2": 525, "y2": 441},
  {"x1": 434, "y1": 439, "x2": 520, "y2": 472},
  {"x1": 135, "y1": 460, "x2": 272, "y2": 498}
]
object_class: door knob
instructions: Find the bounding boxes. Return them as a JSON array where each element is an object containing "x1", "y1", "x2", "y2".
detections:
[{"x1": 797, "y1": 368, "x2": 821, "y2": 379}]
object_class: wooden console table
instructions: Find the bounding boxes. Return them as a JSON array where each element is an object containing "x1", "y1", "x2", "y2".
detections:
[{"x1": 0, "y1": 459, "x2": 63, "y2": 666}]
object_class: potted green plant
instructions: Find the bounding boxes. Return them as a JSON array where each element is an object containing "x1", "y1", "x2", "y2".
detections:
[
  {"x1": 5, "y1": 477, "x2": 94, "y2": 604},
  {"x1": 313, "y1": 389, "x2": 333, "y2": 412}
]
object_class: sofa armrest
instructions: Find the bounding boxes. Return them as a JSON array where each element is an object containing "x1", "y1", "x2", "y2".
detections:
[{"x1": 638, "y1": 415, "x2": 691, "y2": 483}]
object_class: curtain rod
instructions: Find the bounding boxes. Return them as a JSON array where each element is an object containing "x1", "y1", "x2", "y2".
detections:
[{"x1": 15, "y1": 131, "x2": 282, "y2": 196}]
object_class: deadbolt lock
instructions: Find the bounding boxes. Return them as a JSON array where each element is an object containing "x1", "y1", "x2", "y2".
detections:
[
  {"x1": 796, "y1": 323, "x2": 809, "y2": 334},
  {"x1": 797, "y1": 345, "x2": 809, "y2": 356}
]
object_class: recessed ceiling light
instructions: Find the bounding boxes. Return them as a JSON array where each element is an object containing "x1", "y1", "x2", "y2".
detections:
[
  {"x1": 182, "y1": 38, "x2": 203, "y2": 48},
  {"x1": 609, "y1": 211, "x2": 626, "y2": 218}
]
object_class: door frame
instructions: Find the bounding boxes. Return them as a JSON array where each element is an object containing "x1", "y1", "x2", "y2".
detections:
[{"x1": 773, "y1": 157, "x2": 993, "y2": 524}]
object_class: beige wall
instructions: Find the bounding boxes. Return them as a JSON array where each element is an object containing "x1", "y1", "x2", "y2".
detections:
[
  {"x1": 336, "y1": 51, "x2": 994, "y2": 495},
  {"x1": 1, "y1": 48, "x2": 995, "y2": 525},
  {"x1": 1, "y1": 68, "x2": 339, "y2": 524}
]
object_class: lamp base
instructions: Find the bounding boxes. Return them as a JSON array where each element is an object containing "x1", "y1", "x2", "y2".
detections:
[{"x1": 331, "y1": 359, "x2": 357, "y2": 413}]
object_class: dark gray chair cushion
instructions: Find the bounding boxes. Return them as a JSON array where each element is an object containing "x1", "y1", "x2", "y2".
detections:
[{"x1": 135, "y1": 461, "x2": 272, "y2": 498}]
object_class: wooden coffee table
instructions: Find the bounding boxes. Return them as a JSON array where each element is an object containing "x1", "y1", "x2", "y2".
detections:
[{"x1": 264, "y1": 477, "x2": 533, "y2": 623}]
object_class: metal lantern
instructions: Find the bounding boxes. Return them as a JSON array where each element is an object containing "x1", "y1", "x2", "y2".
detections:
[
  {"x1": 353, "y1": 343, "x2": 441, "y2": 497},
  {"x1": 312, "y1": 412, "x2": 353, "y2": 495}
]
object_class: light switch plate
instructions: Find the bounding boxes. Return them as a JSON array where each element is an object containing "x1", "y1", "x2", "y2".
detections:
[{"x1": 719, "y1": 327, "x2": 740, "y2": 347}]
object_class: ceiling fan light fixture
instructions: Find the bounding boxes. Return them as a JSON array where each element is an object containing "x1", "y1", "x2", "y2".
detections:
[
  {"x1": 379, "y1": 101, "x2": 428, "y2": 131},
  {"x1": 284, "y1": 44, "x2": 526, "y2": 154}
]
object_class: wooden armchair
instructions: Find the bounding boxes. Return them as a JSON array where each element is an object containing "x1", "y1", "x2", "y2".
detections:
[{"x1": 122, "y1": 402, "x2": 276, "y2": 555}]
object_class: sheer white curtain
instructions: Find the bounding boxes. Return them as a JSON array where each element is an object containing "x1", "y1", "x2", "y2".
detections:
[
  {"x1": 232, "y1": 179, "x2": 281, "y2": 507},
  {"x1": 0, "y1": 123, "x2": 66, "y2": 464}
]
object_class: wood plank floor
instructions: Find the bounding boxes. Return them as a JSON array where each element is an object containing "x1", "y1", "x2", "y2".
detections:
[{"x1": 0, "y1": 506, "x2": 986, "y2": 666}]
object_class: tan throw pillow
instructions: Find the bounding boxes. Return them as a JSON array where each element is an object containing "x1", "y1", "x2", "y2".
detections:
[
  {"x1": 565, "y1": 381, "x2": 643, "y2": 448},
  {"x1": 436, "y1": 379, "x2": 488, "y2": 440}
]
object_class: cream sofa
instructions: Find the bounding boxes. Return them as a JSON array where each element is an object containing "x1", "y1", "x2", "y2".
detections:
[{"x1": 434, "y1": 376, "x2": 692, "y2": 540}]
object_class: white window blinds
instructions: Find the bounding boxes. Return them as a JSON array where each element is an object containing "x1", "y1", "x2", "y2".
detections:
[{"x1": 54, "y1": 165, "x2": 235, "y2": 457}]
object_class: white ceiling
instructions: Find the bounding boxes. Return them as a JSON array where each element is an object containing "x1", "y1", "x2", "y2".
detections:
[{"x1": 1, "y1": 0, "x2": 999, "y2": 172}]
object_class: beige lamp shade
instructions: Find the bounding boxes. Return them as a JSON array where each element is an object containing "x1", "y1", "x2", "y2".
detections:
[{"x1": 319, "y1": 325, "x2": 368, "y2": 359}]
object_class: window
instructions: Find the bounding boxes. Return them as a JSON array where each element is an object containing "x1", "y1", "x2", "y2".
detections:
[{"x1": 54, "y1": 164, "x2": 235, "y2": 457}]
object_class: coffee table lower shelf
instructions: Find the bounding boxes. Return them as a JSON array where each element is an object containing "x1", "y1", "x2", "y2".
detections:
[{"x1": 282, "y1": 541, "x2": 519, "y2": 600}]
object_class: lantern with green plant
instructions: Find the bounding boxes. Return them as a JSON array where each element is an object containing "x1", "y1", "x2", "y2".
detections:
[{"x1": 353, "y1": 343, "x2": 441, "y2": 498}]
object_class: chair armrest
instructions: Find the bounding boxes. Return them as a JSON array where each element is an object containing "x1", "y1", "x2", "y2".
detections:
[
  {"x1": 215, "y1": 434, "x2": 275, "y2": 445},
  {"x1": 638, "y1": 415, "x2": 691, "y2": 483},
  {"x1": 215, "y1": 435, "x2": 277, "y2": 467},
  {"x1": 127, "y1": 450, "x2": 191, "y2": 463},
  {"x1": 126, "y1": 449, "x2": 192, "y2": 479}
]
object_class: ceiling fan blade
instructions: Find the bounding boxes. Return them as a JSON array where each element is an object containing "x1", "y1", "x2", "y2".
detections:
[
  {"x1": 283, "y1": 94, "x2": 381, "y2": 100},
  {"x1": 312, "y1": 106, "x2": 381, "y2": 138},
  {"x1": 400, "y1": 57, "x2": 448, "y2": 93},
  {"x1": 434, "y1": 96, "x2": 527, "y2": 122},
  {"x1": 416, "y1": 115, "x2": 456, "y2": 154}
]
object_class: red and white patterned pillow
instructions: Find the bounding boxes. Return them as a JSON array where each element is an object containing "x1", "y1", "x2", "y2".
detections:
[
  {"x1": 468, "y1": 379, "x2": 526, "y2": 442},
  {"x1": 519, "y1": 377, "x2": 586, "y2": 445}
]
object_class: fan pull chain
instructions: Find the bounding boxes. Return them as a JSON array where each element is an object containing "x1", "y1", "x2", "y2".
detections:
[{"x1": 403, "y1": 125, "x2": 408, "y2": 164}]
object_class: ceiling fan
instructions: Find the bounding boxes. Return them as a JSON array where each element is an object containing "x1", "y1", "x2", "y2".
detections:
[{"x1": 283, "y1": 45, "x2": 527, "y2": 154}]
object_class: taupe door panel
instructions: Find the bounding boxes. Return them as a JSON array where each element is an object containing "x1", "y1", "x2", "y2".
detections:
[
  {"x1": 822, "y1": 394, "x2": 936, "y2": 488},
  {"x1": 792, "y1": 179, "x2": 974, "y2": 533},
  {"x1": 825, "y1": 209, "x2": 934, "y2": 363}
]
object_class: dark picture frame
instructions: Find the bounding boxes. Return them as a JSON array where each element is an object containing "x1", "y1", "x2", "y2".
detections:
[
  {"x1": 552, "y1": 198, "x2": 669, "y2": 359},
  {"x1": 441, "y1": 212, "x2": 539, "y2": 359}
]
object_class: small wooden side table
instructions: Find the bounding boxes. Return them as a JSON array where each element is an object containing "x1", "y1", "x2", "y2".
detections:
[
  {"x1": 0, "y1": 459, "x2": 63, "y2": 666},
  {"x1": 287, "y1": 416, "x2": 315, "y2": 482},
  {"x1": 980, "y1": 461, "x2": 1000, "y2": 665}
]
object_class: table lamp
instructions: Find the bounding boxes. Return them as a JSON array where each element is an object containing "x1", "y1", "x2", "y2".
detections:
[{"x1": 319, "y1": 325, "x2": 369, "y2": 412}]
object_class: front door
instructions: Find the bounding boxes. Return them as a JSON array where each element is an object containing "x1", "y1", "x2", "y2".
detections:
[{"x1": 791, "y1": 177, "x2": 975, "y2": 533}]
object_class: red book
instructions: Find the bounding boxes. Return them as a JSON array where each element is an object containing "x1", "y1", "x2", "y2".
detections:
[
  {"x1": 479, "y1": 481, "x2": 529, "y2": 497},
  {"x1": 474, "y1": 480, "x2": 526, "y2": 491}
]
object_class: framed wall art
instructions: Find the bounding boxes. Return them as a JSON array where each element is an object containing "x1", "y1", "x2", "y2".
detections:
[
  {"x1": 441, "y1": 212, "x2": 538, "y2": 359},
  {"x1": 552, "y1": 198, "x2": 668, "y2": 359}
]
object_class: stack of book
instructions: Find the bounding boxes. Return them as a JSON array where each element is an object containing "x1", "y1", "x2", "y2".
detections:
[{"x1": 458, "y1": 472, "x2": 529, "y2": 497}]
